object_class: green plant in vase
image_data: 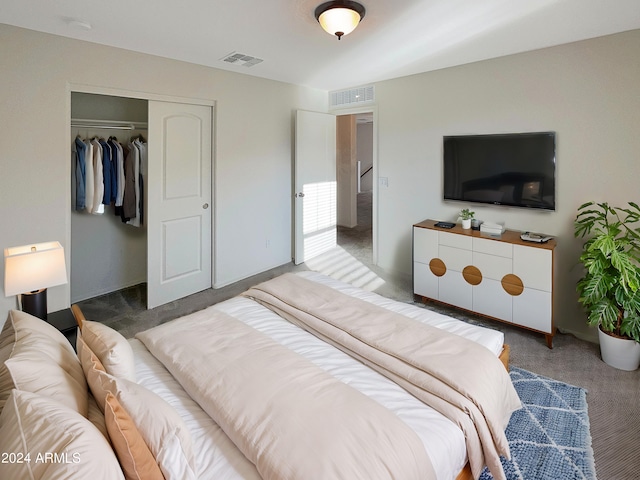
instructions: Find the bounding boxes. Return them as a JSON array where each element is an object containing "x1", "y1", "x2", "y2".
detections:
[
  {"x1": 459, "y1": 208, "x2": 475, "y2": 229},
  {"x1": 574, "y1": 201, "x2": 640, "y2": 369}
]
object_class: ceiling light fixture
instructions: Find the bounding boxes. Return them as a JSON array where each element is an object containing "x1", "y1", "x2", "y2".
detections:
[{"x1": 315, "y1": 1, "x2": 366, "y2": 40}]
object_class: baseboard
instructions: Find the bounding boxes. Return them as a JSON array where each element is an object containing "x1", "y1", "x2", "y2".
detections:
[
  {"x1": 71, "y1": 278, "x2": 146, "y2": 304},
  {"x1": 557, "y1": 326, "x2": 598, "y2": 344},
  {"x1": 213, "y1": 260, "x2": 295, "y2": 289}
]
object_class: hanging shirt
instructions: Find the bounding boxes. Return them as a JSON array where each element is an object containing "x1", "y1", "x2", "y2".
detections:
[
  {"x1": 111, "y1": 139, "x2": 125, "y2": 207},
  {"x1": 138, "y1": 140, "x2": 147, "y2": 226},
  {"x1": 135, "y1": 139, "x2": 147, "y2": 226},
  {"x1": 84, "y1": 139, "x2": 94, "y2": 213},
  {"x1": 107, "y1": 140, "x2": 118, "y2": 204},
  {"x1": 90, "y1": 139, "x2": 105, "y2": 215},
  {"x1": 72, "y1": 137, "x2": 86, "y2": 210},
  {"x1": 122, "y1": 141, "x2": 138, "y2": 221},
  {"x1": 100, "y1": 140, "x2": 115, "y2": 205},
  {"x1": 126, "y1": 140, "x2": 143, "y2": 227}
]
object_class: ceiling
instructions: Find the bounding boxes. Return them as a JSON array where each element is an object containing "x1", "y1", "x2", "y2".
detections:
[{"x1": 2, "y1": 0, "x2": 639, "y2": 91}]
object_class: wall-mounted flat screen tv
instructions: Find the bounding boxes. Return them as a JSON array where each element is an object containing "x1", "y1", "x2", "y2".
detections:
[{"x1": 443, "y1": 131, "x2": 556, "y2": 211}]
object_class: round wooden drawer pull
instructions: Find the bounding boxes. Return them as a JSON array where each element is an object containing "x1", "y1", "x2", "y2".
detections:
[
  {"x1": 463, "y1": 265, "x2": 482, "y2": 285},
  {"x1": 502, "y1": 274, "x2": 524, "y2": 296},
  {"x1": 429, "y1": 258, "x2": 446, "y2": 277}
]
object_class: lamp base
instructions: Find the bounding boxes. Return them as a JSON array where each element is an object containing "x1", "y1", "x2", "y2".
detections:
[{"x1": 21, "y1": 288, "x2": 48, "y2": 320}]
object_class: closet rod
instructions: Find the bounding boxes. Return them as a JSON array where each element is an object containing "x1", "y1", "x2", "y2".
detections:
[{"x1": 71, "y1": 117, "x2": 148, "y2": 130}]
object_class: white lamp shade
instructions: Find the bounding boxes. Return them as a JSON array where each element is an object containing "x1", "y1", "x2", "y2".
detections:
[
  {"x1": 4, "y1": 241, "x2": 68, "y2": 296},
  {"x1": 318, "y1": 7, "x2": 362, "y2": 37}
]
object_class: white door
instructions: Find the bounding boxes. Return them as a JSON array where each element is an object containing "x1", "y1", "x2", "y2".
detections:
[
  {"x1": 294, "y1": 110, "x2": 337, "y2": 264},
  {"x1": 147, "y1": 101, "x2": 212, "y2": 308}
]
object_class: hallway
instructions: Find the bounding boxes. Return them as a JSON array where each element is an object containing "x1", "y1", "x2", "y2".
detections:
[{"x1": 337, "y1": 191, "x2": 372, "y2": 264}]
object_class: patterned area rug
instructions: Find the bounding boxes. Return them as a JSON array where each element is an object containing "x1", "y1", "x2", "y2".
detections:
[{"x1": 480, "y1": 367, "x2": 596, "y2": 480}]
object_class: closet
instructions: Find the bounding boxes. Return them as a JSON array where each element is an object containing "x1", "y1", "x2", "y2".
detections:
[
  {"x1": 70, "y1": 91, "x2": 213, "y2": 309},
  {"x1": 71, "y1": 92, "x2": 148, "y2": 304}
]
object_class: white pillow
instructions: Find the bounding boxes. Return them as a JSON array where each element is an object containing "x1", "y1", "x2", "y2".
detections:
[
  {"x1": 110, "y1": 377, "x2": 197, "y2": 480},
  {"x1": 82, "y1": 340, "x2": 197, "y2": 479},
  {"x1": 3, "y1": 356, "x2": 88, "y2": 416},
  {"x1": 81, "y1": 320, "x2": 136, "y2": 382},
  {"x1": 0, "y1": 309, "x2": 76, "y2": 366},
  {"x1": 103, "y1": 391, "x2": 165, "y2": 480},
  {"x1": 78, "y1": 332, "x2": 105, "y2": 372},
  {"x1": 76, "y1": 335, "x2": 110, "y2": 441},
  {"x1": 0, "y1": 389, "x2": 124, "y2": 479},
  {"x1": 0, "y1": 310, "x2": 87, "y2": 415},
  {"x1": 87, "y1": 391, "x2": 109, "y2": 440}
]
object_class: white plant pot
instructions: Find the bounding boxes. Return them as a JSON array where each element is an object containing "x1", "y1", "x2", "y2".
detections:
[
  {"x1": 461, "y1": 218, "x2": 471, "y2": 229},
  {"x1": 598, "y1": 326, "x2": 640, "y2": 371}
]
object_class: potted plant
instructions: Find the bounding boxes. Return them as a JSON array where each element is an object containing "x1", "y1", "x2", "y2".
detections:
[
  {"x1": 574, "y1": 201, "x2": 640, "y2": 370},
  {"x1": 459, "y1": 208, "x2": 475, "y2": 229}
]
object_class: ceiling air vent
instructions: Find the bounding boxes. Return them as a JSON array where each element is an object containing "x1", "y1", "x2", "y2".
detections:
[
  {"x1": 220, "y1": 52, "x2": 264, "y2": 67},
  {"x1": 329, "y1": 85, "x2": 375, "y2": 108}
]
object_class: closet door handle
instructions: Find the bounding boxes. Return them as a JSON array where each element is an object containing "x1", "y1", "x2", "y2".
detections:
[{"x1": 203, "y1": 203, "x2": 209, "y2": 209}]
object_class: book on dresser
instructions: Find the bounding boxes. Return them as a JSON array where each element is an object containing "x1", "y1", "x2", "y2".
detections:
[{"x1": 413, "y1": 219, "x2": 556, "y2": 348}]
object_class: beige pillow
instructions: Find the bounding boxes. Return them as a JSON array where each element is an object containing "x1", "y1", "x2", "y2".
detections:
[
  {"x1": 85, "y1": 356, "x2": 196, "y2": 479},
  {"x1": 0, "y1": 389, "x2": 124, "y2": 479},
  {"x1": 3, "y1": 356, "x2": 88, "y2": 416},
  {"x1": 104, "y1": 392, "x2": 164, "y2": 480},
  {"x1": 0, "y1": 309, "x2": 75, "y2": 361},
  {"x1": 78, "y1": 334, "x2": 108, "y2": 410},
  {"x1": 78, "y1": 332, "x2": 106, "y2": 373},
  {"x1": 87, "y1": 392, "x2": 109, "y2": 439},
  {"x1": 0, "y1": 310, "x2": 88, "y2": 415},
  {"x1": 81, "y1": 320, "x2": 136, "y2": 382}
]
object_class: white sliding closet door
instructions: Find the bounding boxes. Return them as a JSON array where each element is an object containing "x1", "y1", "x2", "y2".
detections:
[{"x1": 147, "y1": 101, "x2": 212, "y2": 309}]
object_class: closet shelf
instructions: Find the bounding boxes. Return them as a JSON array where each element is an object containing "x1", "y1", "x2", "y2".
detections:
[{"x1": 71, "y1": 118, "x2": 148, "y2": 130}]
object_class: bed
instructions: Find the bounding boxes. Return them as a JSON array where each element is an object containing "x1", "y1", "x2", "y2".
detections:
[{"x1": 0, "y1": 271, "x2": 519, "y2": 480}]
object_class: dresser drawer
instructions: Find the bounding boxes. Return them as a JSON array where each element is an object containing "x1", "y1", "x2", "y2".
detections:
[
  {"x1": 513, "y1": 245, "x2": 552, "y2": 292},
  {"x1": 439, "y1": 231, "x2": 472, "y2": 250},
  {"x1": 439, "y1": 245, "x2": 473, "y2": 272},
  {"x1": 473, "y1": 237, "x2": 512, "y2": 258},
  {"x1": 473, "y1": 251, "x2": 512, "y2": 281},
  {"x1": 413, "y1": 227, "x2": 438, "y2": 264}
]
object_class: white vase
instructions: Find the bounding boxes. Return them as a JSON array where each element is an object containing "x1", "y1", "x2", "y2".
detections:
[
  {"x1": 461, "y1": 218, "x2": 471, "y2": 229},
  {"x1": 598, "y1": 326, "x2": 640, "y2": 371}
]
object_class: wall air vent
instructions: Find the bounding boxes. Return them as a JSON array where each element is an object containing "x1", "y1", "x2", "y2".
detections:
[
  {"x1": 329, "y1": 85, "x2": 375, "y2": 108},
  {"x1": 220, "y1": 52, "x2": 264, "y2": 67}
]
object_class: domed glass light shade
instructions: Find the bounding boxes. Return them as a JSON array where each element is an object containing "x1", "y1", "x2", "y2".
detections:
[{"x1": 315, "y1": 1, "x2": 366, "y2": 40}]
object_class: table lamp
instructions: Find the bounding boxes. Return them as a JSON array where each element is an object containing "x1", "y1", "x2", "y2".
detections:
[{"x1": 4, "y1": 241, "x2": 68, "y2": 320}]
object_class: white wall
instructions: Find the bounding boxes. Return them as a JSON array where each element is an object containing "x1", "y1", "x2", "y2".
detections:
[
  {"x1": 337, "y1": 115, "x2": 357, "y2": 228},
  {"x1": 374, "y1": 30, "x2": 640, "y2": 341},
  {"x1": 357, "y1": 122, "x2": 374, "y2": 192},
  {"x1": 0, "y1": 24, "x2": 327, "y2": 316}
]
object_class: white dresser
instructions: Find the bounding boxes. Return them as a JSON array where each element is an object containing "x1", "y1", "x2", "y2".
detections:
[{"x1": 413, "y1": 220, "x2": 556, "y2": 348}]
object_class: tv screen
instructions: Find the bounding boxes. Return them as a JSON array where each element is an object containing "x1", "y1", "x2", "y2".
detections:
[{"x1": 443, "y1": 132, "x2": 556, "y2": 211}]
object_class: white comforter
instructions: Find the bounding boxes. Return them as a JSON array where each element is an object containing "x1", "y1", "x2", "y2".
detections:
[{"x1": 131, "y1": 271, "x2": 505, "y2": 480}]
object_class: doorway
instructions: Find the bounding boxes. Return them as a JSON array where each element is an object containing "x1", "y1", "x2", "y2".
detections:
[
  {"x1": 336, "y1": 112, "x2": 374, "y2": 266},
  {"x1": 70, "y1": 92, "x2": 148, "y2": 304}
]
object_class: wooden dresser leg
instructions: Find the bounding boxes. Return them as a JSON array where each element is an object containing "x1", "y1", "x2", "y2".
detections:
[{"x1": 545, "y1": 334, "x2": 553, "y2": 349}]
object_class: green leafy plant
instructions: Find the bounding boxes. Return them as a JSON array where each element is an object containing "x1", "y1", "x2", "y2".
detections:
[
  {"x1": 459, "y1": 208, "x2": 475, "y2": 220},
  {"x1": 574, "y1": 201, "x2": 640, "y2": 342}
]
